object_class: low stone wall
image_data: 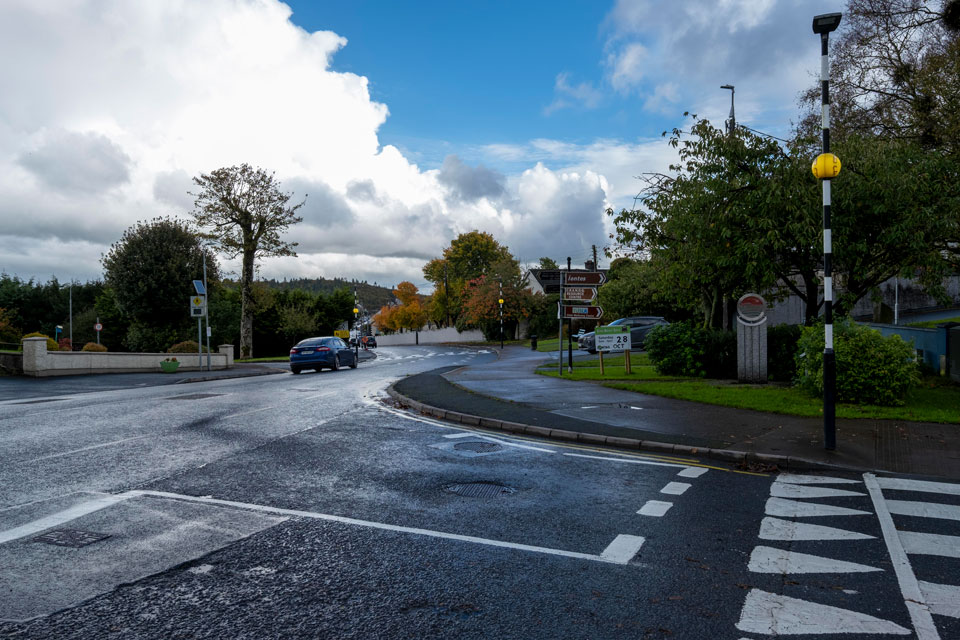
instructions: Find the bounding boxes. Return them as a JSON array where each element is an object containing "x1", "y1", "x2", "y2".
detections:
[
  {"x1": 0, "y1": 352, "x2": 23, "y2": 375},
  {"x1": 375, "y1": 327, "x2": 485, "y2": 346},
  {"x1": 20, "y1": 338, "x2": 235, "y2": 377}
]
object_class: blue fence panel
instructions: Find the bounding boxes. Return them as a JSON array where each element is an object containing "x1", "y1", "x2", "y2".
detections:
[{"x1": 860, "y1": 323, "x2": 947, "y2": 371}]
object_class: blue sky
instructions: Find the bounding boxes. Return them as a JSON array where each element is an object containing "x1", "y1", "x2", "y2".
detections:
[{"x1": 0, "y1": 0, "x2": 841, "y2": 287}]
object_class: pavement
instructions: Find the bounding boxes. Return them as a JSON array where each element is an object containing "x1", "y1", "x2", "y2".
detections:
[
  {"x1": 391, "y1": 345, "x2": 960, "y2": 479},
  {"x1": 0, "y1": 350, "x2": 377, "y2": 403}
]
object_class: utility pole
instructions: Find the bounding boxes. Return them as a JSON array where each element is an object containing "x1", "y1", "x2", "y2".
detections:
[
  {"x1": 591, "y1": 245, "x2": 598, "y2": 270},
  {"x1": 203, "y1": 248, "x2": 211, "y2": 370},
  {"x1": 68, "y1": 281, "x2": 73, "y2": 350},
  {"x1": 444, "y1": 262, "x2": 450, "y2": 327},
  {"x1": 721, "y1": 84, "x2": 736, "y2": 332},
  {"x1": 567, "y1": 256, "x2": 573, "y2": 373}
]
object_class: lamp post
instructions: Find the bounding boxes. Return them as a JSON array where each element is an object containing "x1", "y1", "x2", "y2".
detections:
[
  {"x1": 498, "y1": 278, "x2": 504, "y2": 349},
  {"x1": 812, "y1": 12, "x2": 842, "y2": 451},
  {"x1": 353, "y1": 287, "x2": 360, "y2": 362},
  {"x1": 720, "y1": 84, "x2": 735, "y2": 135}
]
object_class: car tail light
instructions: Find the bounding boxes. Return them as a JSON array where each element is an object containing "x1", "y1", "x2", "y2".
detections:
[
  {"x1": 289, "y1": 349, "x2": 298, "y2": 354},
  {"x1": 316, "y1": 347, "x2": 330, "y2": 352}
]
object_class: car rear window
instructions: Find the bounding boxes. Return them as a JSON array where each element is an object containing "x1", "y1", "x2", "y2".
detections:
[{"x1": 296, "y1": 339, "x2": 323, "y2": 347}]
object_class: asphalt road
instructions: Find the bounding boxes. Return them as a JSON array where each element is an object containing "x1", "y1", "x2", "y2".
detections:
[{"x1": 0, "y1": 345, "x2": 957, "y2": 639}]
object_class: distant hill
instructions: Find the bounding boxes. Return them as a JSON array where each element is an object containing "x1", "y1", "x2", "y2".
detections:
[{"x1": 260, "y1": 277, "x2": 398, "y2": 310}]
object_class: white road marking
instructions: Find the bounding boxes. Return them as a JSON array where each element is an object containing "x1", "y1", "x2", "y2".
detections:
[
  {"x1": 660, "y1": 482, "x2": 691, "y2": 495},
  {"x1": 758, "y1": 517, "x2": 874, "y2": 542},
  {"x1": 563, "y1": 452, "x2": 687, "y2": 469},
  {"x1": 580, "y1": 406, "x2": 598, "y2": 409},
  {"x1": 0, "y1": 493, "x2": 134, "y2": 545},
  {"x1": 769, "y1": 483, "x2": 866, "y2": 499},
  {"x1": 748, "y1": 545, "x2": 881, "y2": 574},
  {"x1": 864, "y1": 472, "x2": 941, "y2": 640},
  {"x1": 736, "y1": 589, "x2": 911, "y2": 635},
  {"x1": 442, "y1": 433, "x2": 476, "y2": 439},
  {"x1": 127, "y1": 490, "x2": 626, "y2": 565},
  {"x1": 599, "y1": 534, "x2": 645, "y2": 564},
  {"x1": 886, "y1": 499, "x2": 960, "y2": 522},
  {"x1": 876, "y1": 477, "x2": 960, "y2": 496},
  {"x1": 899, "y1": 531, "x2": 960, "y2": 559},
  {"x1": 765, "y1": 497, "x2": 871, "y2": 518},
  {"x1": 23, "y1": 435, "x2": 152, "y2": 463},
  {"x1": 677, "y1": 467, "x2": 708, "y2": 478},
  {"x1": 629, "y1": 406, "x2": 643, "y2": 410},
  {"x1": 918, "y1": 581, "x2": 960, "y2": 619},
  {"x1": 776, "y1": 473, "x2": 861, "y2": 485},
  {"x1": 222, "y1": 405, "x2": 275, "y2": 419},
  {"x1": 637, "y1": 500, "x2": 673, "y2": 517}
]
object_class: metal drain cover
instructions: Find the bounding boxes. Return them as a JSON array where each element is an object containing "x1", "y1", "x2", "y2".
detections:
[
  {"x1": 165, "y1": 393, "x2": 223, "y2": 401},
  {"x1": 454, "y1": 441, "x2": 503, "y2": 453},
  {"x1": 444, "y1": 482, "x2": 516, "y2": 498},
  {"x1": 31, "y1": 529, "x2": 111, "y2": 548}
]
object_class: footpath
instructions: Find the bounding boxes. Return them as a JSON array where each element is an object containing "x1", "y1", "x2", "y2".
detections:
[{"x1": 391, "y1": 346, "x2": 960, "y2": 479}]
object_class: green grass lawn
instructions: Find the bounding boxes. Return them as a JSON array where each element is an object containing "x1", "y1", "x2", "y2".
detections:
[
  {"x1": 907, "y1": 315, "x2": 960, "y2": 328},
  {"x1": 535, "y1": 359, "x2": 960, "y2": 423}
]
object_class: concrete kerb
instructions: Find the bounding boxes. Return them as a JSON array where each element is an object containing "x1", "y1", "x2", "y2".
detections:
[
  {"x1": 175, "y1": 368, "x2": 287, "y2": 384},
  {"x1": 385, "y1": 383, "x2": 854, "y2": 473}
]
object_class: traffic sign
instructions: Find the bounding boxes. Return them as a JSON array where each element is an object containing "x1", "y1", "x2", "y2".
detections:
[
  {"x1": 595, "y1": 325, "x2": 631, "y2": 352},
  {"x1": 94, "y1": 323, "x2": 103, "y2": 332},
  {"x1": 189, "y1": 295, "x2": 206, "y2": 317},
  {"x1": 736, "y1": 293, "x2": 766, "y2": 323},
  {"x1": 533, "y1": 269, "x2": 562, "y2": 294},
  {"x1": 563, "y1": 271, "x2": 606, "y2": 286},
  {"x1": 562, "y1": 286, "x2": 596, "y2": 303},
  {"x1": 561, "y1": 305, "x2": 603, "y2": 319}
]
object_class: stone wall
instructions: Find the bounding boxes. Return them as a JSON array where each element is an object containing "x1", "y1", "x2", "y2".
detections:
[
  {"x1": 20, "y1": 338, "x2": 235, "y2": 377},
  {"x1": 374, "y1": 327, "x2": 485, "y2": 346}
]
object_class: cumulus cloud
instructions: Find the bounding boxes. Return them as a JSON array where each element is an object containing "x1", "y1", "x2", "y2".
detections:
[
  {"x1": 18, "y1": 129, "x2": 131, "y2": 194},
  {"x1": 437, "y1": 155, "x2": 505, "y2": 202},
  {"x1": 544, "y1": 72, "x2": 604, "y2": 114}
]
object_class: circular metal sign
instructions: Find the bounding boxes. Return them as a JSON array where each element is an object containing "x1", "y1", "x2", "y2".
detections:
[
  {"x1": 736, "y1": 294, "x2": 766, "y2": 323},
  {"x1": 94, "y1": 323, "x2": 103, "y2": 331}
]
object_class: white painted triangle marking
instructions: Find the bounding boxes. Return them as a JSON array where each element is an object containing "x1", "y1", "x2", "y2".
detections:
[
  {"x1": 886, "y1": 499, "x2": 960, "y2": 522},
  {"x1": 776, "y1": 473, "x2": 861, "y2": 485},
  {"x1": 759, "y1": 517, "x2": 875, "y2": 542},
  {"x1": 900, "y1": 530, "x2": 960, "y2": 558},
  {"x1": 736, "y1": 589, "x2": 911, "y2": 635},
  {"x1": 748, "y1": 545, "x2": 882, "y2": 574},
  {"x1": 600, "y1": 534, "x2": 645, "y2": 564},
  {"x1": 918, "y1": 580, "x2": 960, "y2": 619},
  {"x1": 877, "y1": 477, "x2": 960, "y2": 496},
  {"x1": 770, "y1": 483, "x2": 866, "y2": 499},
  {"x1": 765, "y1": 497, "x2": 871, "y2": 518}
]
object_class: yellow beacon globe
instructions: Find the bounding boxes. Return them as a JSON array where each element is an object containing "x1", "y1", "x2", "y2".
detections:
[{"x1": 812, "y1": 153, "x2": 841, "y2": 179}]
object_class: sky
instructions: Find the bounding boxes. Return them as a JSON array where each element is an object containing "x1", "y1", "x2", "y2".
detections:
[{"x1": 0, "y1": 0, "x2": 840, "y2": 291}]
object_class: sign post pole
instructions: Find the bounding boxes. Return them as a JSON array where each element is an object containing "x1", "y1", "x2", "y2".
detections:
[
  {"x1": 557, "y1": 301, "x2": 563, "y2": 376},
  {"x1": 599, "y1": 349, "x2": 604, "y2": 375},
  {"x1": 95, "y1": 317, "x2": 101, "y2": 345},
  {"x1": 565, "y1": 259, "x2": 573, "y2": 373}
]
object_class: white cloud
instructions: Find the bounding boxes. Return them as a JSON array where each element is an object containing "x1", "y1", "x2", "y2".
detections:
[
  {"x1": 608, "y1": 42, "x2": 648, "y2": 93},
  {"x1": 544, "y1": 72, "x2": 604, "y2": 114}
]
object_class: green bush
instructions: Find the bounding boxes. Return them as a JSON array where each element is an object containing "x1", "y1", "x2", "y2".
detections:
[
  {"x1": 795, "y1": 318, "x2": 920, "y2": 406},
  {"x1": 81, "y1": 342, "x2": 107, "y2": 352},
  {"x1": 768, "y1": 324, "x2": 803, "y2": 382},
  {"x1": 168, "y1": 340, "x2": 210, "y2": 354},
  {"x1": 22, "y1": 332, "x2": 58, "y2": 351},
  {"x1": 645, "y1": 321, "x2": 735, "y2": 378}
]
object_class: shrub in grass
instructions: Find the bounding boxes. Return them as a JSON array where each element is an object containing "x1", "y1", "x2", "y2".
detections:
[
  {"x1": 22, "y1": 332, "x2": 58, "y2": 351},
  {"x1": 167, "y1": 340, "x2": 209, "y2": 354},
  {"x1": 795, "y1": 318, "x2": 920, "y2": 405},
  {"x1": 645, "y1": 321, "x2": 735, "y2": 378},
  {"x1": 82, "y1": 342, "x2": 107, "y2": 352},
  {"x1": 768, "y1": 324, "x2": 803, "y2": 382}
]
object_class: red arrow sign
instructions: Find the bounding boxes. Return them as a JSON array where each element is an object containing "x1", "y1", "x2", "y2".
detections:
[
  {"x1": 561, "y1": 305, "x2": 603, "y2": 319},
  {"x1": 563, "y1": 272, "x2": 606, "y2": 286}
]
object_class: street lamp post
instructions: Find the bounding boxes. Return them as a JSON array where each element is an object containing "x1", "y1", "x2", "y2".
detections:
[
  {"x1": 812, "y1": 12, "x2": 843, "y2": 451},
  {"x1": 353, "y1": 287, "x2": 360, "y2": 362},
  {"x1": 720, "y1": 84, "x2": 735, "y2": 135},
  {"x1": 498, "y1": 279, "x2": 504, "y2": 349}
]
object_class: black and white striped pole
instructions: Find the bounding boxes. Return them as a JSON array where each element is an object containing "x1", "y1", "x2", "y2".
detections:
[
  {"x1": 813, "y1": 12, "x2": 842, "y2": 451},
  {"x1": 498, "y1": 279, "x2": 504, "y2": 350}
]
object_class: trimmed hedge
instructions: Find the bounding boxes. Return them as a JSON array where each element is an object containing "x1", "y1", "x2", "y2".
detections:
[
  {"x1": 645, "y1": 321, "x2": 736, "y2": 378},
  {"x1": 795, "y1": 318, "x2": 920, "y2": 406},
  {"x1": 82, "y1": 342, "x2": 107, "y2": 352},
  {"x1": 22, "y1": 332, "x2": 58, "y2": 351},
  {"x1": 168, "y1": 340, "x2": 209, "y2": 354}
]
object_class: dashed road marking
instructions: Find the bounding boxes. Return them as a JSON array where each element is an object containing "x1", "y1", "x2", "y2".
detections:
[
  {"x1": 677, "y1": 467, "x2": 708, "y2": 478},
  {"x1": 599, "y1": 534, "x2": 645, "y2": 564},
  {"x1": 660, "y1": 481, "x2": 691, "y2": 495},
  {"x1": 637, "y1": 500, "x2": 673, "y2": 517}
]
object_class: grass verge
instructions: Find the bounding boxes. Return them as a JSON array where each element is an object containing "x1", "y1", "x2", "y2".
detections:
[{"x1": 907, "y1": 315, "x2": 960, "y2": 328}]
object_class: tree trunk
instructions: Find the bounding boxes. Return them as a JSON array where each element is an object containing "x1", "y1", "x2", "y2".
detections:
[
  {"x1": 240, "y1": 248, "x2": 255, "y2": 359},
  {"x1": 802, "y1": 272, "x2": 820, "y2": 326}
]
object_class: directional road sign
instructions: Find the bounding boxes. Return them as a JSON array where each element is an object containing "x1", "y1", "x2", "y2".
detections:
[
  {"x1": 532, "y1": 269, "x2": 562, "y2": 294},
  {"x1": 563, "y1": 271, "x2": 606, "y2": 286},
  {"x1": 561, "y1": 305, "x2": 603, "y2": 319},
  {"x1": 562, "y1": 286, "x2": 597, "y2": 303}
]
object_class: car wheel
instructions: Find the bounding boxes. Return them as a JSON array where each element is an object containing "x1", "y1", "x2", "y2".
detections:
[
  {"x1": 332, "y1": 355, "x2": 340, "y2": 371},
  {"x1": 350, "y1": 355, "x2": 358, "y2": 369},
  {"x1": 291, "y1": 367, "x2": 301, "y2": 375}
]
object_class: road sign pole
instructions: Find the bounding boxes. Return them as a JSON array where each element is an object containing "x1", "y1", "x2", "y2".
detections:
[
  {"x1": 96, "y1": 317, "x2": 100, "y2": 345},
  {"x1": 566, "y1": 258, "x2": 573, "y2": 373},
  {"x1": 557, "y1": 301, "x2": 563, "y2": 376},
  {"x1": 203, "y1": 249, "x2": 211, "y2": 371}
]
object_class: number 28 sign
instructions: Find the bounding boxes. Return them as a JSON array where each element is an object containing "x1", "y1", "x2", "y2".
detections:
[{"x1": 595, "y1": 325, "x2": 631, "y2": 352}]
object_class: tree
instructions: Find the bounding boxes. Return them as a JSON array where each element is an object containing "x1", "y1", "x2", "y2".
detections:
[
  {"x1": 101, "y1": 218, "x2": 219, "y2": 351},
  {"x1": 460, "y1": 258, "x2": 533, "y2": 339},
  {"x1": 537, "y1": 257, "x2": 559, "y2": 270},
  {"x1": 191, "y1": 164, "x2": 304, "y2": 358}
]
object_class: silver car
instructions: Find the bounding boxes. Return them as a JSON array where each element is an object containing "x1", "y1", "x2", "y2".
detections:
[{"x1": 577, "y1": 316, "x2": 670, "y2": 354}]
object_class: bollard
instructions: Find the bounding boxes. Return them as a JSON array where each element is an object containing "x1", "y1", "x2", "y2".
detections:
[{"x1": 530, "y1": 335, "x2": 538, "y2": 350}]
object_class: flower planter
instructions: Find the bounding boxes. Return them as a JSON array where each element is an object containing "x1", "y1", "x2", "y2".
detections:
[{"x1": 160, "y1": 361, "x2": 180, "y2": 373}]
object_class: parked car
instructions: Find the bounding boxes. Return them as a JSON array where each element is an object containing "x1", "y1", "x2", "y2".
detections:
[
  {"x1": 289, "y1": 336, "x2": 358, "y2": 374},
  {"x1": 577, "y1": 316, "x2": 670, "y2": 354}
]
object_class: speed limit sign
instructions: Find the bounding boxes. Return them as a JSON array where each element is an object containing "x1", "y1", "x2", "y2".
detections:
[{"x1": 94, "y1": 323, "x2": 103, "y2": 332}]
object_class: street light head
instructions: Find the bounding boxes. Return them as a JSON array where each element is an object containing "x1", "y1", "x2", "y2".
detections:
[
  {"x1": 812, "y1": 12, "x2": 842, "y2": 35},
  {"x1": 720, "y1": 84, "x2": 734, "y2": 91}
]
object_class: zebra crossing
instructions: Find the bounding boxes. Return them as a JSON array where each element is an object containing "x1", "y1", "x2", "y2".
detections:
[
  {"x1": 373, "y1": 348, "x2": 489, "y2": 362},
  {"x1": 736, "y1": 472, "x2": 960, "y2": 639}
]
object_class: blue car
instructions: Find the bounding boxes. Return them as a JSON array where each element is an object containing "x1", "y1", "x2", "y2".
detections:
[{"x1": 289, "y1": 336, "x2": 357, "y2": 374}]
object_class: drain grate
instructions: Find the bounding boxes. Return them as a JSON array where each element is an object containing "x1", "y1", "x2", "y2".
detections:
[
  {"x1": 454, "y1": 441, "x2": 503, "y2": 454},
  {"x1": 165, "y1": 393, "x2": 223, "y2": 401},
  {"x1": 31, "y1": 529, "x2": 111, "y2": 548},
  {"x1": 444, "y1": 482, "x2": 515, "y2": 498}
]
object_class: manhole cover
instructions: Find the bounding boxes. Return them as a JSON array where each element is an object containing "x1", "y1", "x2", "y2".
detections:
[
  {"x1": 165, "y1": 393, "x2": 223, "y2": 401},
  {"x1": 444, "y1": 482, "x2": 516, "y2": 498},
  {"x1": 31, "y1": 529, "x2": 111, "y2": 548},
  {"x1": 454, "y1": 441, "x2": 503, "y2": 453}
]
